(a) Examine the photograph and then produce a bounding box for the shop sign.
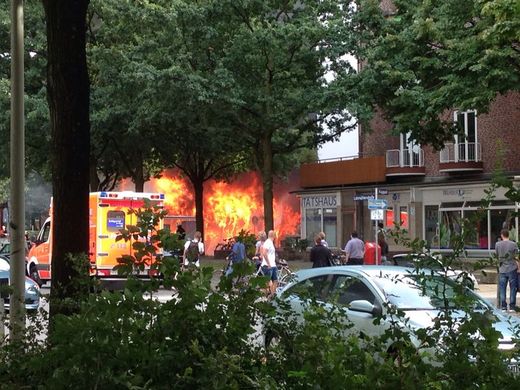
[442,189,473,197]
[302,194,339,209]
[353,193,375,201]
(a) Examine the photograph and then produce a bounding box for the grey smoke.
[25,172,52,232]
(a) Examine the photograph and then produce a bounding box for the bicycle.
[253,258,295,286]
[276,258,295,287]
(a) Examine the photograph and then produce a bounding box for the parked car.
[0,255,40,311]
[272,266,518,372]
[0,242,43,287]
[392,253,479,290]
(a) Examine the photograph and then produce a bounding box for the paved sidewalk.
[476,283,499,306]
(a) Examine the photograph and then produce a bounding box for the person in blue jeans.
[225,238,246,277]
[496,229,519,312]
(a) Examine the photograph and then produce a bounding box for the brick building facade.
[297,91,520,258]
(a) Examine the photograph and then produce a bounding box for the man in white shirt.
[261,230,278,296]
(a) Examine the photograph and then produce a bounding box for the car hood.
[403,309,520,344]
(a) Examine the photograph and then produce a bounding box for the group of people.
[217,229,279,296]
[178,223,279,287]
[310,223,390,268]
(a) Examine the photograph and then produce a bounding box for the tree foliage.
[2,203,520,388]
[349,0,520,149]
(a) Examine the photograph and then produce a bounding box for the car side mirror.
[349,300,382,317]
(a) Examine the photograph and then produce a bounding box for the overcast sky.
[317,127,359,161]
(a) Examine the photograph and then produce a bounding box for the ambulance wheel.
[30,265,43,287]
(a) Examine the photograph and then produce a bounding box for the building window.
[385,207,394,228]
[440,210,462,248]
[304,208,338,247]
[454,110,479,162]
[399,206,409,228]
[429,201,517,250]
[305,209,321,244]
[424,205,439,248]
[323,209,337,247]
[400,133,422,167]
[463,209,489,249]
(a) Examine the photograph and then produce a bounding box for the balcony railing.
[386,148,424,168]
[439,142,482,163]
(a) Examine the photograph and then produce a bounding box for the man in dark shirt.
[496,229,519,311]
[310,234,332,268]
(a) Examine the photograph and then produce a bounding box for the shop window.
[425,206,439,248]
[463,210,488,249]
[323,209,337,247]
[399,206,409,228]
[490,209,516,248]
[440,211,462,249]
[385,208,394,228]
[305,208,337,247]
[305,209,321,244]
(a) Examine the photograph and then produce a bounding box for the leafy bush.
[2,198,520,389]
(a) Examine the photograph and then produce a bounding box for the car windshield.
[372,272,488,310]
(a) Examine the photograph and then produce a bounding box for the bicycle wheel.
[278,268,295,287]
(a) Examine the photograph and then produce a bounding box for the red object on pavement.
[364,242,381,265]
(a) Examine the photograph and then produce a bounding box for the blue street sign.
[368,198,388,210]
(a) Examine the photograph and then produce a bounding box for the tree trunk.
[89,157,100,191]
[261,134,274,232]
[44,0,91,320]
[133,156,145,192]
[192,178,204,240]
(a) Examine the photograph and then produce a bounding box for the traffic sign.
[368,198,388,210]
[370,209,384,220]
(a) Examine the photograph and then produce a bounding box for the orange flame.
[134,170,301,254]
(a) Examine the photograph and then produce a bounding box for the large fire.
[140,170,301,254]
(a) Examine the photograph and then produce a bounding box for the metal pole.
[375,187,379,265]
[9,0,26,339]
[0,298,4,340]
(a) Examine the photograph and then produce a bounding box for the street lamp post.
[10,0,26,339]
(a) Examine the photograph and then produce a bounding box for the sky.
[318,53,359,161]
[317,127,359,161]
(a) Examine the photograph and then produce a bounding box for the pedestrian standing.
[377,223,390,264]
[343,231,364,265]
[496,229,518,312]
[176,223,186,240]
[261,230,278,297]
[225,236,246,277]
[183,231,204,270]
[310,234,332,268]
[253,231,267,271]
[319,231,328,247]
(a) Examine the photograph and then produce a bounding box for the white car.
[391,253,479,290]
[272,266,518,373]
